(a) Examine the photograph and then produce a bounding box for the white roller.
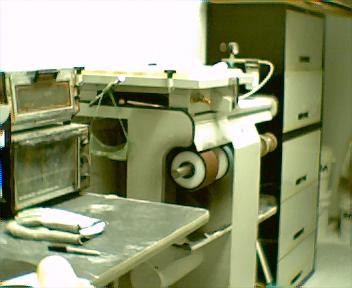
[213,146,230,180]
[131,251,203,288]
[171,151,206,190]
[171,147,231,190]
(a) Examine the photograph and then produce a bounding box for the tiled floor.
[304,224,352,288]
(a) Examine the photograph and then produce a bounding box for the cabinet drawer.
[281,130,321,201]
[285,10,324,71]
[283,70,323,133]
[279,184,318,258]
[277,232,315,287]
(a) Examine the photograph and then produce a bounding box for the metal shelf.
[258,194,277,224]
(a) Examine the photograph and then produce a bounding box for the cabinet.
[207,3,324,286]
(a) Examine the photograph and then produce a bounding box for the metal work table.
[0,193,209,287]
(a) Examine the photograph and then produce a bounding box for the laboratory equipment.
[77,61,277,287]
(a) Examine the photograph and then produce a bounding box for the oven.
[1,68,80,131]
[0,123,90,217]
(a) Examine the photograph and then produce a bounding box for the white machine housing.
[78,65,277,288]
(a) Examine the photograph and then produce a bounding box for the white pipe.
[131,251,203,288]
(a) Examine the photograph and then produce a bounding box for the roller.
[260,133,277,157]
[131,251,203,288]
[171,146,231,190]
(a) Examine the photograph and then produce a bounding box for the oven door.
[6,69,79,131]
[11,123,89,212]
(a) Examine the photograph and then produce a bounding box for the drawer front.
[283,70,323,133]
[279,184,318,258]
[285,10,324,71]
[277,232,315,287]
[281,130,321,201]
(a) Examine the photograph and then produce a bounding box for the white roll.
[171,146,233,190]
[213,146,231,180]
[171,150,218,190]
[130,251,203,288]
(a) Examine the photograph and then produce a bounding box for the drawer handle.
[290,270,303,285]
[293,228,305,240]
[299,56,311,63]
[320,165,328,172]
[295,175,307,186]
[298,112,309,120]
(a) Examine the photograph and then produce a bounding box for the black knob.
[164,70,176,79]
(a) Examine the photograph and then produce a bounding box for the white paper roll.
[171,145,233,190]
[213,146,231,180]
[171,150,218,190]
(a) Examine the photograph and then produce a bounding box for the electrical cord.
[232,59,274,101]
[90,77,129,148]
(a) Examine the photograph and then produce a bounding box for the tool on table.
[48,243,101,256]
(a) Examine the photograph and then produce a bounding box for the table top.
[0,193,209,287]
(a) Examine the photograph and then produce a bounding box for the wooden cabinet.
[207,3,324,286]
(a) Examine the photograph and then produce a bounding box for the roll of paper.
[171,150,218,190]
[260,132,277,157]
[213,146,231,180]
[171,147,231,190]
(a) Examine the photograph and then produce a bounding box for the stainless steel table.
[0,193,209,287]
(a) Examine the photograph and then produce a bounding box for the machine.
[0,69,90,217]
[77,58,278,287]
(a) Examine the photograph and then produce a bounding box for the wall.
[0,0,207,192]
[322,14,352,217]
[0,0,206,71]
[3,0,350,215]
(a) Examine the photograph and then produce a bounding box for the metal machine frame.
[77,65,277,288]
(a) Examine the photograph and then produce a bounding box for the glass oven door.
[12,123,88,211]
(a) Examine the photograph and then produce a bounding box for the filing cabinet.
[277,232,316,287]
[278,183,318,258]
[283,71,323,132]
[284,10,324,71]
[281,130,321,202]
[207,3,324,286]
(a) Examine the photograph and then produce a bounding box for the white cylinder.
[171,147,231,190]
[213,146,231,180]
[171,150,217,190]
[171,151,209,189]
[130,251,203,288]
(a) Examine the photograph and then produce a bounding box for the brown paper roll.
[199,150,219,189]
[260,132,278,157]
[171,149,219,190]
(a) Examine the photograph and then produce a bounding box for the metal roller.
[260,133,278,157]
